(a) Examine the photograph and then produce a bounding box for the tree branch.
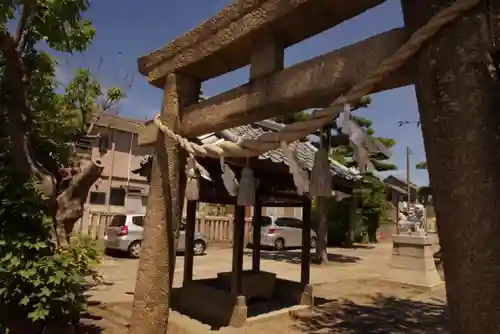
[85,105,107,136]
[85,94,122,136]
[15,1,33,49]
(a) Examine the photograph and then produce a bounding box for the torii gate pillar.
[402,0,500,332]
[129,73,201,333]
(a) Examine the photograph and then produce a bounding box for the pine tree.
[273,97,396,261]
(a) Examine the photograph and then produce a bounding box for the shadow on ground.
[77,323,104,333]
[77,311,104,333]
[77,300,132,333]
[292,294,449,333]
[348,244,376,250]
[105,248,206,259]
[244,250,360,265]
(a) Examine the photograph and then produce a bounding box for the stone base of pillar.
[384,232,443,288]
[229,295,247,328]
[300,284,314,309]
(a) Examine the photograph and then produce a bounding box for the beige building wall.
[78,116,152,221]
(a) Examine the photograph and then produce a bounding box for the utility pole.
[406,146,412,204]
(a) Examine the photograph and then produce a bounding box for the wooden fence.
[73,212,251,244]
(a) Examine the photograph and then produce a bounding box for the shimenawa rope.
[154,0,479,159]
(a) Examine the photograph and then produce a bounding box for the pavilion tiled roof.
[134,119,361,182]
[203,119,360,181]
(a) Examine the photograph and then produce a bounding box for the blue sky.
[55,0,429,185]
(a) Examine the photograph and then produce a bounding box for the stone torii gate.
[129,0,500,334]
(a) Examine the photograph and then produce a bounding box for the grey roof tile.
[197,120,359,181]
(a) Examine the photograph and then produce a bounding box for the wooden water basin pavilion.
[134,120,360,328]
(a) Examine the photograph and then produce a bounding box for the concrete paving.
[88,243,395,304]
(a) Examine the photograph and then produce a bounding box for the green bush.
[325,199,352,246]
[312,197,365,246]
[313,178,388,246]
[0,161,102,331]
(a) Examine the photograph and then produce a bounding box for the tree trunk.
[366,213,379,243]
[129,73,199,334]
[55,158,104,248]
[315,197,329,264]
[401,1,500,332]
[344,196,357,247]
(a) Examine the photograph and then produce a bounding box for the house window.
[109,187,126,206]
[89,191,106,205]
[127,188,142,195]
[98,136,109,153]
[75,137,93,155]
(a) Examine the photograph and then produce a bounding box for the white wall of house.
[126,194,145,213]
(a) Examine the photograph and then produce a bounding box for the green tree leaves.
[16,0,95,52]
[330,114,398,172]
[273,110,310,124]
[309,98,396,245]
[416,161,428,170]
[1,0,109,330]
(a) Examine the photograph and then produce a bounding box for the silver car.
[249,216,317,251]
[104,214,207,258]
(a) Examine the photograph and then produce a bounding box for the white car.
[104,214,207,258]
[249,216,318,251]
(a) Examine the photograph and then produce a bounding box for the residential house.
[75,115,152,216]
[381,175,418,223]
[383,175,419,205]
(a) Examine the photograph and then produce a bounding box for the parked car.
[104,214,207,258]
[248,216,317,251]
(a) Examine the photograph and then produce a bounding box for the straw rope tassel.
[341,103,351,135]
[220,157,238,196]
[356,147,375,174]
[237,159,256,206]
[185,156,200,201]
[280,141,310,195]
[339,103,373,174]
[310,135,332,198]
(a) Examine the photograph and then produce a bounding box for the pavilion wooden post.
[252,200,262,272]
[301,198,312,287]
[401,1,500,332]
[183,200,197,283]
[129,73,200,334]
[231,205,246,295]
